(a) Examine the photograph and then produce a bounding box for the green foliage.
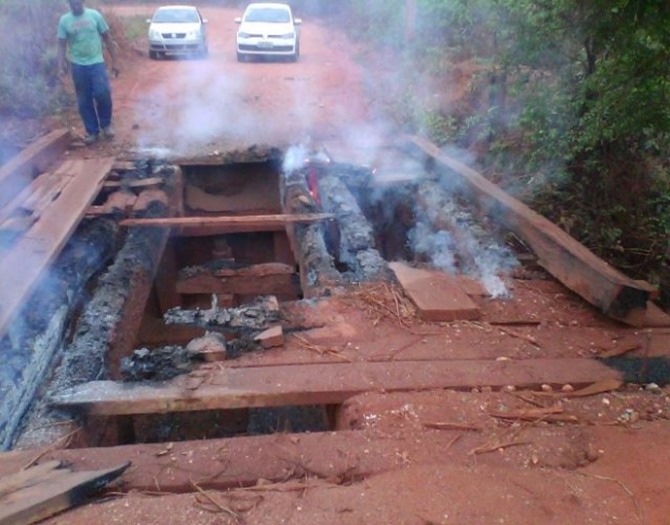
[342,0,670,282]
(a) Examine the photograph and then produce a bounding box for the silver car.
[235,3,302,62]
[148,5,208,59]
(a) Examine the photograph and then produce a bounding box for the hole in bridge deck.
[137,159,301,345]
[104,158,333,446]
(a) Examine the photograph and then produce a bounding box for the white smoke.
[408,222,457,273]
[283,143,309,173]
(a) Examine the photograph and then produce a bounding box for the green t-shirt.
[57,8,109,66]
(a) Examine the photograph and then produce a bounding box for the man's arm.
[101,31,119,75]
[57,38,68,76]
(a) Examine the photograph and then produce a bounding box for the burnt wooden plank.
[51,358,624,416]
[0,461,129,525]
[0,129,72,210]
[390,262,481,321]
[177,263,299,296]
[102,176,163,189]
[86,190,137,217]
[407,135,653,327]
[131,188,168,214]
[0,157,114,340]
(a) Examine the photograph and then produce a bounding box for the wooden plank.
[0,461,62,497]
[644,302,670,328]
[103,176,163,189]
[389,262,481,321]
[177,263,300,296]
[0,129,72,210]
[0,158,114,340]
[132,188,168,214]
[120,213,334,230]
[86,190,137,217]
[407,135,653,327]
[0,172,58,225]
[0,430,477,494]
[51,357,625,416]
[0,461,129,525]
[2,423,668,498]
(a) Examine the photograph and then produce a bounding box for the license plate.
[258,41,273,49]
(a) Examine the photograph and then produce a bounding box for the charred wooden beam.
[177,263,300,297]
[15,167,178,448]
[318,173,390,282]
[414,178,517,296]
[407,135,653,327]
[282,170,342,297]
[103,176,163,190]
[86,190,137,218]
[0,219,118,449]
[164,295,280,334]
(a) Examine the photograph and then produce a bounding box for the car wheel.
[149,50,158,60]
[291,45,300,62]
[237,52,245,62]
[201,45,209,59]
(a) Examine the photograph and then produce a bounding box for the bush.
[0,0,68,118]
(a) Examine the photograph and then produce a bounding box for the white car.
[148,5,208,59]
[235,3,301,62]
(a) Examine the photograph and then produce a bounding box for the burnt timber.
[0,130,668,525]
[406,135,654,327]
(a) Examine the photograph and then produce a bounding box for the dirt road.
[95,4,374,157]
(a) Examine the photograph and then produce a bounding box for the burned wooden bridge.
[0,130,667,523]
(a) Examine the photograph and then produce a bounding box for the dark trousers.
[71,62,112,136]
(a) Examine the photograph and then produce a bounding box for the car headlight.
[238,31,251,38]
[280,32,295,39]
[149,29,161,39]
[187,30,199,38]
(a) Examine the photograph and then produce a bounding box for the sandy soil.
[27,4,670,525]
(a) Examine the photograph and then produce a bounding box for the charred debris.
[1,142,520,449]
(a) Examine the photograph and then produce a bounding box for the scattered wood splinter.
[422,421,482,432]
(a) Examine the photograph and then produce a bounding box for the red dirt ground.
[11,4,670,525]
[61,3,372,159]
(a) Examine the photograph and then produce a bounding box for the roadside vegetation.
[0,0,668,298]
[0,0,65,117]
[334,0,670,296]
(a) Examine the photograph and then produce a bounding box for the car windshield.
[244,7,290,23]
[153,8,199,23]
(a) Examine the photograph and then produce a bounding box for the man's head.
[68,0,84,16]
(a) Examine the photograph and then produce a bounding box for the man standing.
[57,0,119,145]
